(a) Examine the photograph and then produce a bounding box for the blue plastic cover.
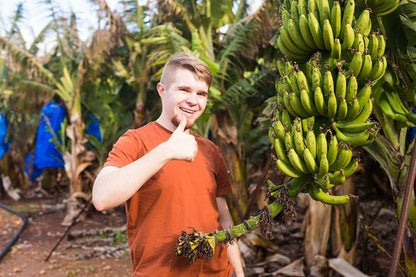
[0,113,10,159]
[33,101,67,169]
[85,113,102,144]
[24,152,43,182]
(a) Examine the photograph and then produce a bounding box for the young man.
[92,53,244,276]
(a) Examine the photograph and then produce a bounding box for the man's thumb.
[174,116,187,133]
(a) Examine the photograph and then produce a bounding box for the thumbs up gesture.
[165,117,197,162]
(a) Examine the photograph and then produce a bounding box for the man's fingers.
[174,116,187,133]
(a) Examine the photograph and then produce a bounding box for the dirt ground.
[0,170,398,277]
[0,197,132,277]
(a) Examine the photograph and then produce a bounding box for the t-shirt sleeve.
[212,145,232,196]
[104,129,142,168]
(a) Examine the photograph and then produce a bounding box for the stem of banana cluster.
[212,201,284,242]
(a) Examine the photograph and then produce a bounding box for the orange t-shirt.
[105,122,234,277]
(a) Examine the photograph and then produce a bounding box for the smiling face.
[157,67,209,131]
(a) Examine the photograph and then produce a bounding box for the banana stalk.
[175,201,284,263]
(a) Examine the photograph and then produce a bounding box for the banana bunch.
[269,116,358,204]
[276,60,380,135]
[366,0,400,16]
[277,0,375,63]
[373,84,416,127]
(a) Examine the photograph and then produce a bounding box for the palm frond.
[221,67,276,122]
[0,36,56,83]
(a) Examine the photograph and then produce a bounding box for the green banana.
[327,134,339,166]
[289,92,310,118]
[346,99,373,124]
[377,34,386,57]
[345,75,358,102]
[309,184,350,205]
[287,18,312,53]
[323,19,335,51]
[273,120,286,140]
[291,1,300,22]
[308,12,325,49]
[296,70,310,92]
[330,1,342,38]
[274,138,289,163]
[345,97,361,121]
[297,0,308,15]
[283,91,298,117]
[316,133,328,163]
[333,124,371,147]
[357,83,373,110]
[288,148,310,174]
[281,109,293,129]
[335,71,347,99]
[323,70,335,96]
[355,9,372,36]
[311,67,322,91]
[318,153,330,177]
[300,89,319,116]
[284,130,295,151]
[357,54,373,81]
[316,174,334,189]
[327,92,338,119]
[292,118,305,156]
[277,35,308,62]
[314,86,328,115]
[368,0,400,16]
[341,0,355,36]
[343,158,359,177]
[277,159,302,178]
[335,121,375,133]
[299,14,318,49]
[349,51,363,77]
[369,56,387,82]
[306,130,317,159]
[329,143,353,170]
[336,97,348,121]
[352,33,365,54]
[368,33,379,60]
[328,170,346,184]
[331,38,342,59]
[317,0,330,25]
[304,148,319,173]
[341,23,355,50]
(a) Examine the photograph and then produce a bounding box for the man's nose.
[186,93,198,104]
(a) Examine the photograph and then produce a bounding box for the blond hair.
[160,53,212,88]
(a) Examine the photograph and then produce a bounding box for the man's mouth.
[180,107,197,115]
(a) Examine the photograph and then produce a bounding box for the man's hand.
[165,117,197,161]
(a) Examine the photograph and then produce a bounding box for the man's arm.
[216,197,245,277]
[93,118,196,211]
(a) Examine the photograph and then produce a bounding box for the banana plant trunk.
[61,66,89,226]
[211,111,249,223]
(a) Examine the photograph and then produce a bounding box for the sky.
[0,0,120,50]
[0,0,263,52]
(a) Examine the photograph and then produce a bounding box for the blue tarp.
[0,113,10,159]
[33,101,67,169]
[85,114,102,144]
[24,152,43,182]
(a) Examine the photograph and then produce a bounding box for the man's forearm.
[92,143,171,210]
[227,240,244,276]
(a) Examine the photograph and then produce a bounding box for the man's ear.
[156,82,165,97]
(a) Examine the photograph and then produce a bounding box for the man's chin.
[172,117,193,129]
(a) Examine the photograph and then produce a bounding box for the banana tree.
[363,1,416,274]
